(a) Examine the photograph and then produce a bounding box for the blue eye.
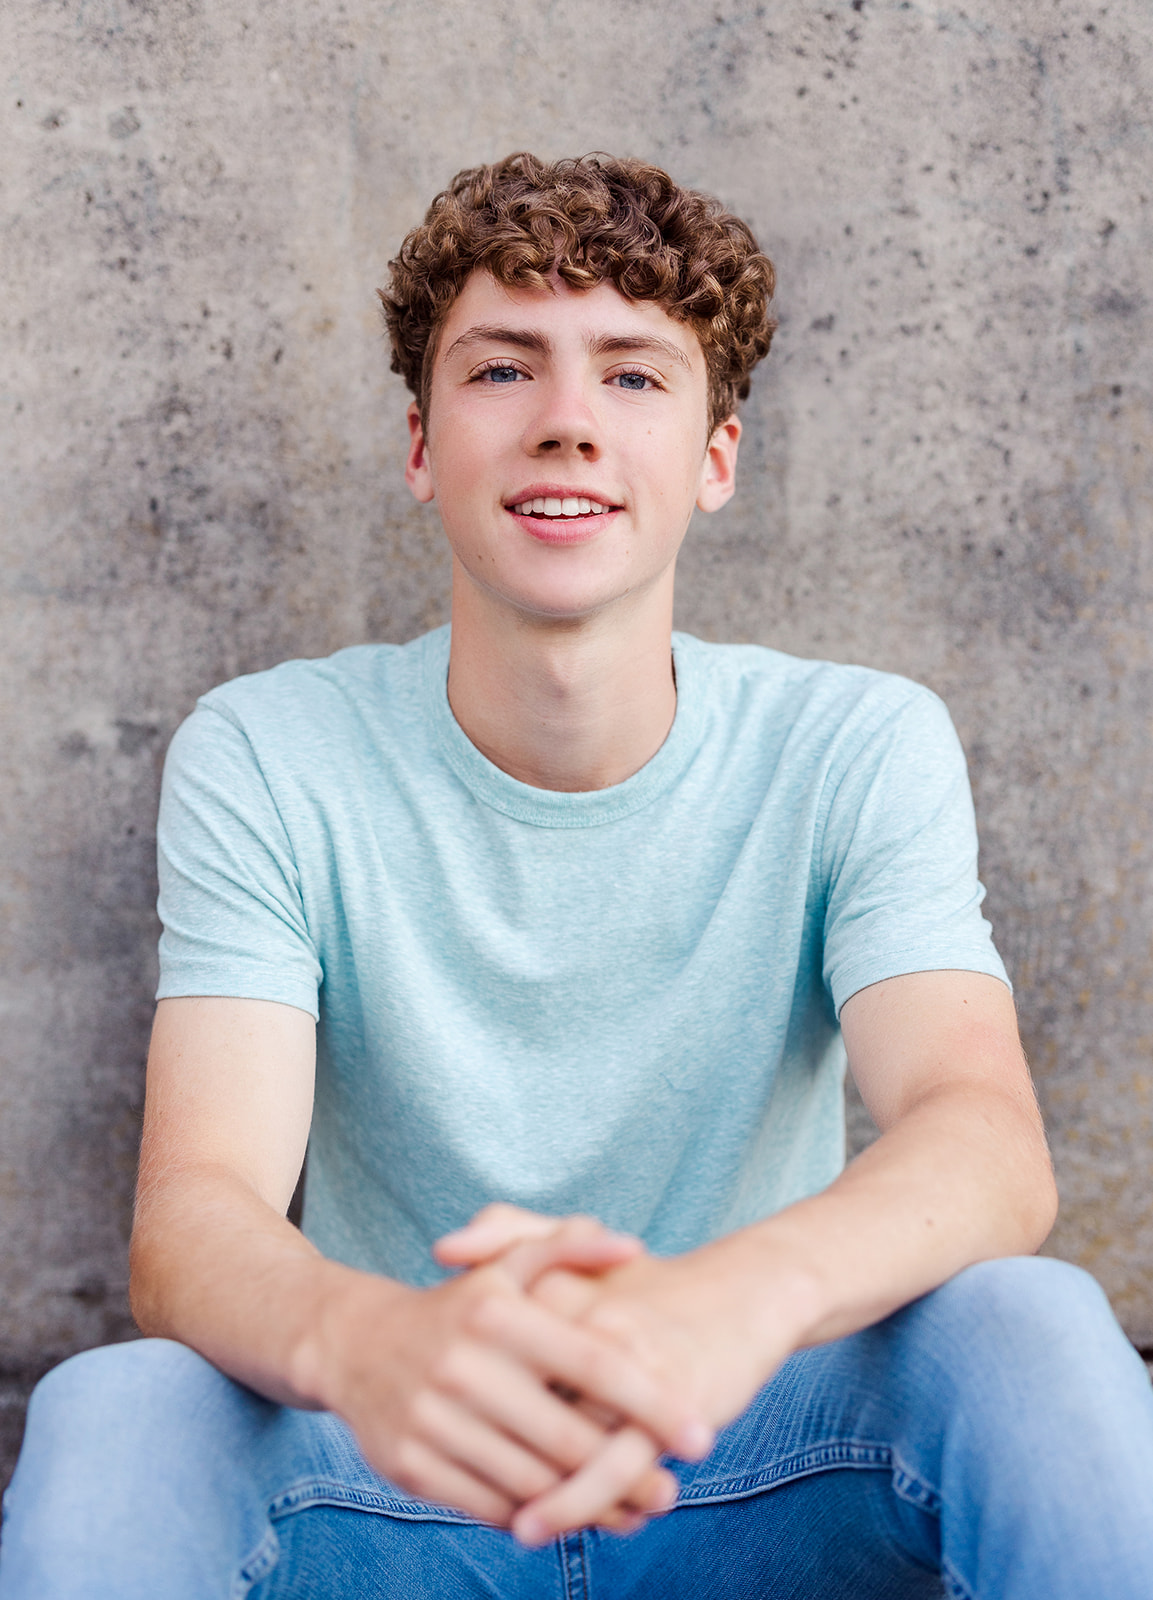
[615,371,651,390]
[483,365,523,383]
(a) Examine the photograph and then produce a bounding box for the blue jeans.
[3,1258,1153,1598]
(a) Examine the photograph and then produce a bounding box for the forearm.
[704,1078,1057,1358]
[129,1164,404,1410]
[131,1175,703,1534]
[513,1079,1056,1540]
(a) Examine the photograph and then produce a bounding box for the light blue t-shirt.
[156,627,1007,1286]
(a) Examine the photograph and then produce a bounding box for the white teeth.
[512,497,612,517]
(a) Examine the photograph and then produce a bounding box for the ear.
[696,415,741,513]
[404,402,436,504]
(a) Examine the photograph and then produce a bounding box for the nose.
[524,374,602,460]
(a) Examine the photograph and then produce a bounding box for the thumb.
[494,1219,644,1291]
[433,1202,561,1267]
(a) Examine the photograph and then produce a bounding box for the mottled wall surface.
[1,0,1150,1480]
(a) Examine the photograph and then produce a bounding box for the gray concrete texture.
[1,0,1150,1478]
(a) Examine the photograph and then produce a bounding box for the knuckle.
[407,1385,441,1428]
[552,1413,599,1466]
[428,1341,472,1393]
[543,1395,601,1459]
[576,1341,620,1393]
[618,1428,660,1475]
[464,1291,509,1336]
[392,1435,430,1485]
[516,1456,561,1499]
[586,1301,632,1336]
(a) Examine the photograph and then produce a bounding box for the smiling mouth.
[510,496,613,519]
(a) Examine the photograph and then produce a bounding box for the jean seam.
[889,1455,943,1518]
[941,1557,975,1600]
[561,1532,589,1600]
[674,1439,894,1506]
[232,1526,279,1599]
[266,1476,482,1525]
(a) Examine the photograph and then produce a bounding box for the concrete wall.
[2,0,1150,1481]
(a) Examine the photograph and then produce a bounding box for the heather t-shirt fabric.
[156,627,1008,1286]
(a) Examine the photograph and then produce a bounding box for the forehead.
[434,269,706,369]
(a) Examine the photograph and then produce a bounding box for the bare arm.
[131,997,323,1403]
[768,967,1056,1343]
[131,997,710,1528]
[467,969,1057,1542]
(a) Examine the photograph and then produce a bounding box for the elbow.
[127,1236,153,1335]
[1019,1151,1060,1255]
[127,1218,169,1338]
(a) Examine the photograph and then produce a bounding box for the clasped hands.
[325,1204,779,1547]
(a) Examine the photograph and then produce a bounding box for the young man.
[3,152,1153,1598]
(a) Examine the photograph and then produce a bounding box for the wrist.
[288,1259,415,1413]
[702,1227,829,1363]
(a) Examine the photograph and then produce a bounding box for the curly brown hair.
[379,152,777,435]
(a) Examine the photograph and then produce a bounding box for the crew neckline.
[421,626,704,828]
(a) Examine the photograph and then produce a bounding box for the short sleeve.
[156,703,323,1018]
[819,687,1009,1014]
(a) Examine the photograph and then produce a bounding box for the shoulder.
[161,631,448,818]
[172,629,444,763]
[675,632,950,765]
[200,631,437,726]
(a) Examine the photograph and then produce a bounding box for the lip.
[504,483,622,510]
[510,510,614,546]
[503,484,623,545]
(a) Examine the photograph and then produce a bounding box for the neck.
[445,562,678,792]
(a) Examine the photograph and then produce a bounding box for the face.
[405,270,741,624]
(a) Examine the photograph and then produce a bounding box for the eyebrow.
[441,324,694,373]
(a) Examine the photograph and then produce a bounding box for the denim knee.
[931,1256,1120,1356]
[1,1342,281,1600]
[23,1338,229,1456]
[901,1255,1149,1423]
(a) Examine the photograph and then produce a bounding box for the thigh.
[0,1340,302,1599]
[259,1472,942,1600]
[652,1257,1153,1600]
[589,1469,944,1600]
[2,1341,566,1600]
[259,1506,566,1600]
[1,1340,482,1600]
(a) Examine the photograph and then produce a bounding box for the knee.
[4,1342,274,1592]
[937,1255,1113,1343]
[24,1338,232,1457]
[912,1256,1137,1393]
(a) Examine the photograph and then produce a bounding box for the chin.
[468,569,633,623]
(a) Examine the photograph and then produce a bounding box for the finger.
[434,1204,560,1266]
[596,1506,649,1536]
[387,1434,517,1527]
[496,1224,642,1291]
[532,1265,605,1319]
[409,1386,562,1504]
[429,1340,676,1527]
[467,1295,714,1461]
[438,1211,641,1277]
[434,1338,615,1474]
[512,1426,678,1546]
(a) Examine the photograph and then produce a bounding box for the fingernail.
[513,1513,550,1548]
[676,1421,715,1460]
